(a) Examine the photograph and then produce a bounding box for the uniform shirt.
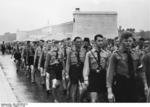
[83,47,110,81]
[38,46,48,68]
[106,48,145,88]
[21,45,26,58]
[66,45,86,65]
[142,52,150,87]
[44,47,63,73]
[66,45,86,74]
[22,45,34,62]
[62,46,71,61]
[80,46,88,63]
[34,46,42,64]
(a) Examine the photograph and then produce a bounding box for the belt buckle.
[96,67,101,73]
[96,69,100,73]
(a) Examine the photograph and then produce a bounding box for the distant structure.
[0,32,16,42]
[16,26,51,41]
[17,8,118,41]
[72,8,118,39]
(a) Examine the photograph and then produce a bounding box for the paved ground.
[0,66,18,103]
[0,54,67,103]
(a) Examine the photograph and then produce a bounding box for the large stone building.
[16,8,118,41]
[73,9,118,39]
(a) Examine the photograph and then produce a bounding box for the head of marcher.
[138,37,145,49]
[114,37,119,47]
[64,37,71,47]
[73,36,82,50]
[27,41,31,47]
[47,43,51,51]
[51,40,58,52]
[143,40,150,53]
[119,32,134,52]
[94,34,104,51]
[39,40,44,48]
[83,37,90,46]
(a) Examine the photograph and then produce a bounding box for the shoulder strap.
[76,49,81,63]
[90,50,101,67]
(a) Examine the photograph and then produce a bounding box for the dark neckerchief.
[125,50,134,78]
[64,46,67,62]
[76,48,81,64]
[91,48,102,68]
[96,49,101,67]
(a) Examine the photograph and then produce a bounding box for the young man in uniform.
[82,38,92,52]
[107,32,148,102]
[142,40,150,102]
[38,42,49,88]
[14,44,22,72]
[33,40,44,83]
[44,41,63,102]
[44,42,52,96]
[1,41,6,55]
[61,39,71,96]
[83,34,109,102]
[66,37,86,102]
[79,37,92,102]
[22,41,35,82]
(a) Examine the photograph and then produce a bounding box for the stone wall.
[73,11,118,39]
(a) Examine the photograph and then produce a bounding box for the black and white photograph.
[0,0,150,104]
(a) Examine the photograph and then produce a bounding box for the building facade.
[73,10,118,39]
[16,9,118,41]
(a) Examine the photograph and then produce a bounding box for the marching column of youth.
[107,32,148,102]
[83,34,110,102]
[3,35,150,103]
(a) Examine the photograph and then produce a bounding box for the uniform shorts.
[34,56,39,68]
[88,69,107,93]
[69,64,83,84]
[28,56,34,66]
[47,63,63,80]
[40,58,45,68]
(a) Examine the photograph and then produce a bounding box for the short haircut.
[119,32,133,43]
[84,37,90,43]
[40,40,44,42]
[73,36,81,42]
[114,37,119,41]
[94,34,103,41]
[27,41,30,44]
[139,38,145,41]
[67,37,71,41]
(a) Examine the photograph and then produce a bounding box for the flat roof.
[73,11,117,15]
[52,21,73,27]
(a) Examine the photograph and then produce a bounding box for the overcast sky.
[0,0,149,34]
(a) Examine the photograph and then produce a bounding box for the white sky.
[0,0,149,34]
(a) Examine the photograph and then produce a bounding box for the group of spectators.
[1,31,150,102]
